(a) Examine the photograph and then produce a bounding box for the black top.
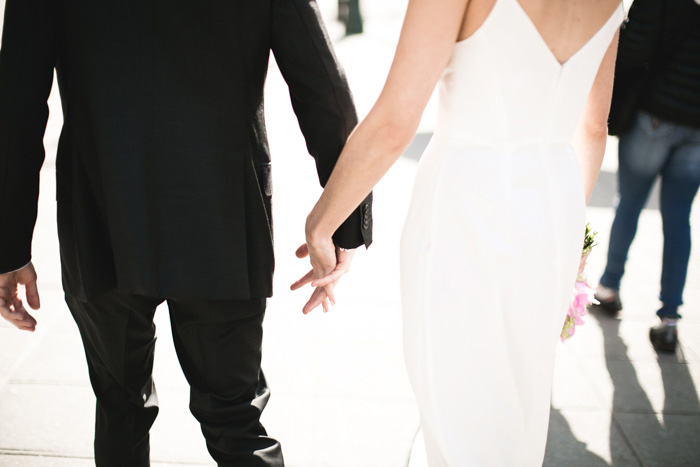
[0,0,372,300]
[616,0,700,128]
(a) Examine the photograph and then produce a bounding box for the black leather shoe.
[592,293,622,317]
[649,322,678,353]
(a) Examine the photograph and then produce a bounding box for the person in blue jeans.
[595,0,700,352]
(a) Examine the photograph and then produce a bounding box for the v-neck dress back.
[399,1,624,465]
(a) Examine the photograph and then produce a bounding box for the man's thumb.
[18,264,40,310]
[295,243,309,258]
[25,280,41,310]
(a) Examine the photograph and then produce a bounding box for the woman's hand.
[288,0,474,314]
[291,240,355,314]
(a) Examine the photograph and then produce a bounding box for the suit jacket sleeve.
[271,0,372,250]
[0,0,58,273]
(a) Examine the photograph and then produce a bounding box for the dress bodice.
[434,0,624,148]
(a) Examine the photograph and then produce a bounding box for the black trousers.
[65,289,284,467]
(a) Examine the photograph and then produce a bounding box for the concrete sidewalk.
[1,1,698,466]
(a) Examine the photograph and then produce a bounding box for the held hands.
[0,262,41,332]
[291,240,354,314]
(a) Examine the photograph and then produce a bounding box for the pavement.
[1,1,699,466]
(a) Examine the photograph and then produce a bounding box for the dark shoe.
[649,320,678,353]
[591,286,622,316]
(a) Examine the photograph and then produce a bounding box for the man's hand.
[0,262,41,331]
[291,243,355,314]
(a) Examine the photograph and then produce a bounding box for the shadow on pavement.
[544,409,609,466]
[595,312,655,466]
[591,308,700,465]
[401,133,433,162]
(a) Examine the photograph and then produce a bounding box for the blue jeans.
[600,111,700,320]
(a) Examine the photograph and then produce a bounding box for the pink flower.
[561,223,599,342]
[561,279,596,342]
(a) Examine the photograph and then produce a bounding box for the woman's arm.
[294,0,471,313]
[271,0,372,250]
[306,0,470,242]
[574,30,620,203]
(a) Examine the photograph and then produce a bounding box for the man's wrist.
[1,261,31,275]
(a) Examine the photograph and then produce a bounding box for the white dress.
[400,1,623,465]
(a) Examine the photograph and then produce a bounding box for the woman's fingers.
[312,247,354,287]
[311,269,346,287]
[291,269,315,290]
[295,241,354,313]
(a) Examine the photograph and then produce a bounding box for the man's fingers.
[24,280,40,310]
[324,284,336,306]
[336,247,355,264]
[14,312,37,331]
[1,297,24,319]
[0,299,14,321]
[0,284,13,301]
[0,263,39,331]
[302,285,338,314]
[8,298,36,329]
[303,287,327,314]
[295,243,309,258]
[0,299,37,331]
[291,269,315,291]
[10,296,26,314]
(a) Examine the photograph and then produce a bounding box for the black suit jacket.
[0,0,372,300]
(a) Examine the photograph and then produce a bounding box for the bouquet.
[561,224,598,342]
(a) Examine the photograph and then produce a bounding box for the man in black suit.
[0,0,372,465]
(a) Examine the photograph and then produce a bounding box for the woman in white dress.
[293,0,623,464]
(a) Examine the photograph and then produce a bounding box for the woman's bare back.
[459,0,622,64]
